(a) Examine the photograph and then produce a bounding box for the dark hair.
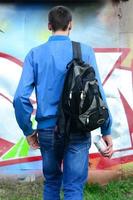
[48,6,72,32]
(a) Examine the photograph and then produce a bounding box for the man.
[13,5,113,200]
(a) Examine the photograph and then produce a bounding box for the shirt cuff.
[23,128,35,137]
[101,126,111,136]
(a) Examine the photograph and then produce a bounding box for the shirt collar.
[48,35,70,41]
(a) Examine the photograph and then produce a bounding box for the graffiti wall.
[0,1,133,182]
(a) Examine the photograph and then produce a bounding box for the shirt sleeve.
[88,47,112,136]
[13,50,35,136]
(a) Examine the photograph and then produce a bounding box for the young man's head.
[48,6,72,34]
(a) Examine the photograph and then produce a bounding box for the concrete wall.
[0,1,133,183]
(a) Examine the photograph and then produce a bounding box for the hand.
[26,131,40,150]
[102,135,113,158]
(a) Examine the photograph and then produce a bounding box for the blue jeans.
[38,127,91,200]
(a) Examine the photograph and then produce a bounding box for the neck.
[52,29,70,36]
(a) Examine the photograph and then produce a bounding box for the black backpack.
[58,41,109,136]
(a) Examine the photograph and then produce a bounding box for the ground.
[0,177,133,200]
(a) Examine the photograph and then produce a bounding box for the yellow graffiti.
[121,37,133,68]
[37,29,51,42]
[122,49,133,68]
[0,19,9,33]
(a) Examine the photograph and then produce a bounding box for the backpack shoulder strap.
[72,41,82,60]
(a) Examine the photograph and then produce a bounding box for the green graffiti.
[31,116,37,130]
[3,137,29,160]
[2,117,37,160]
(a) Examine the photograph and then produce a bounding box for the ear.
[68,21,72,30]
[48,23,52,31]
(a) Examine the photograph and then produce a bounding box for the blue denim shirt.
[13,35,112,136]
